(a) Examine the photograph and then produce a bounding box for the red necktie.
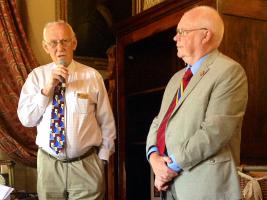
[157,68,193,155]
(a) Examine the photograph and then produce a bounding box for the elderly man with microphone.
[17,20,116,200]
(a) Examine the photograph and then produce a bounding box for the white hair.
[43,20,76,41]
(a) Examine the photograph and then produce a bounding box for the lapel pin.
[200,70,207,77]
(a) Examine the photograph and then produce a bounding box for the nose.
[55,42,65,51]
[173,33,180,42]
[173,34,177,41]
[56,41,64,47]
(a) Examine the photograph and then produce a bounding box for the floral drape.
[0,0,38,167]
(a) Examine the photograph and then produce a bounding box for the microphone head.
[56,59,67,82]
[56,59,67,67]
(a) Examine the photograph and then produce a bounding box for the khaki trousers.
[37,149,105,200]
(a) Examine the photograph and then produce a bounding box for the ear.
[72,37,78,51]
[42,41,50,54]
[202,30,212,44]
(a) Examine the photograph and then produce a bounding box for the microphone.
[56,59,67,83]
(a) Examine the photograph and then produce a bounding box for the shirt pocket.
[75,92,96,114]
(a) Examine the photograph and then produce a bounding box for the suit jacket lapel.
[171,49,219,116]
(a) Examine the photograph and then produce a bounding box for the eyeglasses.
[44,39,73,48]
[176,28,208,36]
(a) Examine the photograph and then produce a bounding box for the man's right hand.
[50,63,69,84]
[41,64,69,97]
[149,152,178,191]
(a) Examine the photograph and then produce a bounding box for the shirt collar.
[186,54,209,75]
[67,60,76,73]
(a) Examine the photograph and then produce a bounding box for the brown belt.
[40,147,97,163]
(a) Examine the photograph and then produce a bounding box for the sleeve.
[146,116,160,154]
[17,70,50,127]
[146,72,182,154]
[95,74,116,161]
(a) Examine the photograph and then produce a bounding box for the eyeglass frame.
[176,28,208,36]
[43,38,74,48]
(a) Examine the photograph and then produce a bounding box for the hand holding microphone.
[41,59,69,97]
[55,59,69,83]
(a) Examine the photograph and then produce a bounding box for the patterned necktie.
[157,68,193,155]
[50,82,66,154]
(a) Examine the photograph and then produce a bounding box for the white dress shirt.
[17,60,116,161]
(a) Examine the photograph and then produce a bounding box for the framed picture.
[55,0,67,21]
[55,0,115,72]
[132,0,166,15]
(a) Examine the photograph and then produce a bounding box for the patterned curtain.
[0,0,39,167]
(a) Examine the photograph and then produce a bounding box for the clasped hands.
[150,153,179,191]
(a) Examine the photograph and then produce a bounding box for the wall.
[17,0,56,65]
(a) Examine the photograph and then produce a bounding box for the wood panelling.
[218,0,267,164]
[218,0,267,21]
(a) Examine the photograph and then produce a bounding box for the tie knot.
[183,68,193,81]
[57,82,66,88]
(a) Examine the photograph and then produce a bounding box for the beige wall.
[17,0,57,65]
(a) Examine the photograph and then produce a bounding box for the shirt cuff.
[147,146,159,161]
[167,154,182,172]
[98,148,110,161]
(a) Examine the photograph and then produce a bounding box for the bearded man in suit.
[146,6,248,200]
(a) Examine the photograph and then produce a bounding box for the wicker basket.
[237,165,267,200]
